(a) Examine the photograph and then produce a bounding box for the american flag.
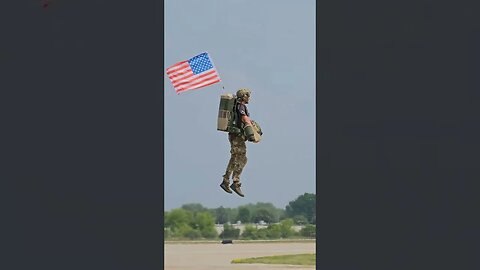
[166,52,221,94]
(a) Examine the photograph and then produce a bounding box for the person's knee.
[236,147,247,155]
[231,153,241,161]
[232,148,246,155]
[234,155,246,167]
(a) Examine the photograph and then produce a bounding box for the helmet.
[236,88,251,102]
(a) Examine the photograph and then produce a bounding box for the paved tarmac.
[164,241,316,270]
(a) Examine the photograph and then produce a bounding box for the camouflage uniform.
[223,133,248,183]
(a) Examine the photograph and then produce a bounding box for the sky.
[164,0,315,211]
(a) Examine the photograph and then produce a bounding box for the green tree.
[300,224,316,238]
[241,224,258,240]
[200,226,218,239]
[265,224,282,239]
[252,208,275,223]
[165,208,218,239]
[256,228,268,239]
[193,212,218,239]
[227,208,239,223]
[285,193,316,223]
[279,218,296,238]
[219,223,240,239]
[172,223,195,238]
[253,202,282,223]
[214,206,229,224]
[164,227,172,239]
[243,202,283,223]
[185,229,202,240]
[181,203,208,213]
[292,215,309,225]
[236,207,251,223]
[165,208,194,230]
[193,212,214,229]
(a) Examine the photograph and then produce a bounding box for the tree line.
[164,193,315,240]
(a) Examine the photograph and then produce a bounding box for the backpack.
[217,93,242,134]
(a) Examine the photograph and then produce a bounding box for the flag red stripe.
[176,79,221,93]
[174,72,219,90]
[168,69,192,80]
[169,72,195,85]
[189,79,220,90]
[166,61,188,74]
[166,69,188,77]
[167,66,189,76]
[167,69,190,79]
[175,74,220,92]
[170,69,216,86]
[167,64,191,78]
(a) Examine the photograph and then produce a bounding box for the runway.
[164,241,316,270]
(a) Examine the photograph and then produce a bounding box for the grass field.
[231,253,315,266]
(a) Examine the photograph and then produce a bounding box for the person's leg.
[223,153,235,181]
[232,153,247,182]
[224,134,245,178]
[230,136,247,197]
[220,134,236,193]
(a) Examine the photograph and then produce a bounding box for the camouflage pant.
[223,133,247,182]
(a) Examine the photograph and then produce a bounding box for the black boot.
[220,177,232,194]
[230,181,244,197]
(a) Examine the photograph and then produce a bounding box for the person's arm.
[241,115,253,126]
[238,104,255,140]
[241,115,256,141]
[238,104,252,126]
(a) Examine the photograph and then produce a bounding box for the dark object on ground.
[221,240,233,244]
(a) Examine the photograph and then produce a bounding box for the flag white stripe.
[175,73,220,91]
[170,70,216,86]
[166,62,189,73]
[176,79,220,93]
[169,71,195,85]
[175,71,219,89]
[167,68,190,77]
[167,68,191,79]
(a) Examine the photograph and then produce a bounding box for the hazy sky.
[164,0,315,211]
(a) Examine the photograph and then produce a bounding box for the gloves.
[244,124,255,141]
[251,120,263,136]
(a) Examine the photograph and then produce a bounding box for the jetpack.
[217,93,262,143]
